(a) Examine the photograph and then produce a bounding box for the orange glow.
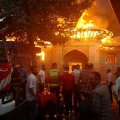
[34,39,52,48]
[101,37,112,44]
[41,51,45,61]
[6,36,16,41]
[100,37,120,52]
[36,51,45,61]
[100,46,120,52]
[54,10,113,40]
[76,12,96,29]
[73,11,113,39]
[57,18,65,27]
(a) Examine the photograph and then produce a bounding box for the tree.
[0,0,94,65]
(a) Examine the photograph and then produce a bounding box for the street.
[0,98,119,120]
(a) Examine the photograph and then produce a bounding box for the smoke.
[85,0,120,36]
[92,16,109,29]
[86,0,110,28]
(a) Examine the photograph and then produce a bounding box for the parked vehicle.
[0,38,15,115]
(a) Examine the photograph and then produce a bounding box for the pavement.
[37,99,120,120]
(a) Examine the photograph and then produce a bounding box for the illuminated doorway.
[63,49,88,72]
[69,62,82,73]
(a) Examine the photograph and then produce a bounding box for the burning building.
[37,0,120,80]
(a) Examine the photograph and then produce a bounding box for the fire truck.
[0,38,15,115]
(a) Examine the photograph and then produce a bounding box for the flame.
[6,36,16,41]
[55,10,113,40]
[36,51,45,61]
[75,11,96,30]
[57,17,65,27]
[75,10,109,30]
[101,37,112,45]
[71,10,113,39]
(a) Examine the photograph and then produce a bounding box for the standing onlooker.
[48,63,60,102]
[91,71,112,120]
[72,64,81,112]
[61,66,75,117]
[80,63,94,94]
[113,67,120,115]
[78,63,95,120]
[106,69,113,102]
[26,66,38,120]
[18,64,27,82]
[38,65,46,92]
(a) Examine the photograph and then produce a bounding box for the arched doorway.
[63,49,88,72]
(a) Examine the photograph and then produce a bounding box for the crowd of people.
[11,62,120,120]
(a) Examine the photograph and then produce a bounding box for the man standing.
[61,66,75,117]
[72,64,81,112]
[38,65,46,92]
[49,63,60,102]
[26,66,38,120]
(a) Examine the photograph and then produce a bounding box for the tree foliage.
[0,0,94,44]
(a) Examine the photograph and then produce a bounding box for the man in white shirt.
[26,66,38,120]
[38,65,46,92]
[72,64,81,84]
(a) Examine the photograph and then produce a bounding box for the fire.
[36,51,45,61]
[101,37,112,44]
[57,17,65,27]
[71,11,113,39]
[5,36,16,41]
[54,10,113,40]
[75,11,96,30]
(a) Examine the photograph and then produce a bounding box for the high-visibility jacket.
[50,69,59,77]
[49,69,59,86]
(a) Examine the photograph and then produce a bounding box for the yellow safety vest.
[50,69,59,77]
[49,69,59,86]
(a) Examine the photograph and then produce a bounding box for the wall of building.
[38,39,120,81]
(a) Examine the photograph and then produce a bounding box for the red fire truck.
[0,38,15,115]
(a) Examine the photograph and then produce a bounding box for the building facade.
[38,38,120,81]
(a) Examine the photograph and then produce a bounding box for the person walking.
[38,65,46,92]
[106,69,113,102]
[26,66,38,120]
[61,66,75,117]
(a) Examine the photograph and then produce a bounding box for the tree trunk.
[27,29,37,66]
